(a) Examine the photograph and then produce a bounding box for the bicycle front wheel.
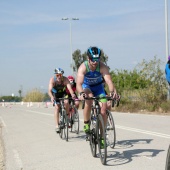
[97,114,107,165]
[59,110,64,139]
[89,109,97,157]
[166,144,170,170]
[106,110,116,148]
[63,111,69,142]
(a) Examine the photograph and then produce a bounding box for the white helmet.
[54,68,64,74]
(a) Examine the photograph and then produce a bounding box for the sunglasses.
[90,57,100,63]
[56,74,62,78]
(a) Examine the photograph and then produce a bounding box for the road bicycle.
[68,99,80,134]
[166,144,170,170]
[53,97,70,142]
[82,96,120,165]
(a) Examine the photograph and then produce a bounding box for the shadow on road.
[105,138,164,166]
[115,139,153,149]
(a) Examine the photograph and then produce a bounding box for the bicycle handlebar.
[53,97,80,106]
[81,96,120,109]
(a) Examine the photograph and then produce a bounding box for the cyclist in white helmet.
[48,68,76,133]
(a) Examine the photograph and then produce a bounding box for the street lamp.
[62,17,79,75]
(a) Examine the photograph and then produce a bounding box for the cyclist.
[66,75,79,110]
[165,56,170,85]
[76,46,118,138]
[48,68,76,133]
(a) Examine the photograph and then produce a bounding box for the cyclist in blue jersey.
[48,68,76,133]
[165,56,170,85]
[76,46,118,134]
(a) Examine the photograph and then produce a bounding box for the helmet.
[54,68,64,74]
[67,75,75,84]
[168,56,170,61]
[87,46,101,60]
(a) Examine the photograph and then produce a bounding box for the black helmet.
[87,46,101,59]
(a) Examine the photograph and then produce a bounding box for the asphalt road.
[0,103,170,170]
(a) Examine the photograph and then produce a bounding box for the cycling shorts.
[82,83,107,103]
[52,92,67,104]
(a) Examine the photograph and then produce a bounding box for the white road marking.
[0,116,6,127]
[24,110,170,139]
[116,125,170,139]
[25,110,52,116]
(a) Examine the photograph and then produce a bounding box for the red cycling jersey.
[66,83,76,95]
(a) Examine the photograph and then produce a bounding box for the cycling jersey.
[65,83,78,103]
[82,61,106,100]
[165,62,170,84]
[52,77,67,103]
[66,83,76,95]
[83,61,103,86]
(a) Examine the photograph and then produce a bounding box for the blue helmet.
[87,46,101,59]
[54,68,64,74]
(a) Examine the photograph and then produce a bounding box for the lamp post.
[62,17,79,75]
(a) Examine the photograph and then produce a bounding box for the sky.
[0,0,169,96]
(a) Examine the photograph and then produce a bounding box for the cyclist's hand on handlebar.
[71,93,76,99]
[51,96,55,103]
[78,92,86,100]
[117,94,121,100]
[110,91,118,99]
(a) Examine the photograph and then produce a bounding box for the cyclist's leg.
[82,84,93,133]
[75,100,79,109]
[54,99,60,132]
[92,84,107,126]
[107,100,111,111]
[64,98,69,116]
[100,102,107,125]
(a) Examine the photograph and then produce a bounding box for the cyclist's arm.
[48,78,55,102]
[76,63,85,94]
[100,63,117,94]
[64,77,75,97]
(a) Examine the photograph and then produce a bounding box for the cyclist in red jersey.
[66,76,79,109]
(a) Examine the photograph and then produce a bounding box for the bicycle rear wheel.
[106,110,116,148]
[97,114,107,165]
[71,108,79,134]
[89,109,97,157]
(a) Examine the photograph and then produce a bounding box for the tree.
[136,56,167,102]
[18,90,22,98]
[23,89,45,102]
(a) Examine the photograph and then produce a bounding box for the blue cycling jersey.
[165,63,170,83]
[82,61,106,98]
[83,61,103,86]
